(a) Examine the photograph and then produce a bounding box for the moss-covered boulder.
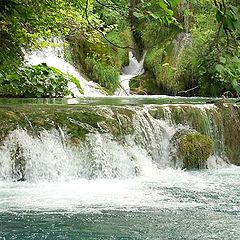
[176,131,214,169]
[129,71,159,95]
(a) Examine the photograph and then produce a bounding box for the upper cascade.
[23,38,106,97]
[115,52,145,96]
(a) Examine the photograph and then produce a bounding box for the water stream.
[116,52,145,96]
[0,99,239,239]
[23,39,145,98]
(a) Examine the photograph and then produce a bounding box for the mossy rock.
[218,104,240,165]
[176,131,214,169]
[143,33,194,96]
[130,71,159,95]
[0,105,135,146]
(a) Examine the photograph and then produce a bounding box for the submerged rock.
[10,143,26,181]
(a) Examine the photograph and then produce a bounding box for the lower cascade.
[0,101,238,182]
[1,99,240,239]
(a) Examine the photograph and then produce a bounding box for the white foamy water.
[23,38,106,97]
[0,104,237,215]
[0,166,239,214]
[116,52,145,96]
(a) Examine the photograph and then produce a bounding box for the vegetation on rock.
[176,131,214,169]
[1,0,240,96]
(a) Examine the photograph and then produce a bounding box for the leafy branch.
[85,0,133,49]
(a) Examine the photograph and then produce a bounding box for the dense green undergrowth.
[0,64,82,97]
[70,28,134,94]
[131,0,240,97]
[1,0,240,97]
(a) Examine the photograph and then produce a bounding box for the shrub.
[0,63,82,97]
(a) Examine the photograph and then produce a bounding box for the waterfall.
[0,102,235,182]
[0,114,175,182]
[23,38,106,97]
[159,104,231,168]
[115,52,145,96]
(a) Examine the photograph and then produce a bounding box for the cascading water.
[24,39,145,97]
[0,108,177,182]
[160,104,231,167]
[0,102,234,182]
[23,38,106,97]
[115,52,145,96]
[0,100,239,239]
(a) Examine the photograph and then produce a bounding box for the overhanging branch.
[85,0,134,50]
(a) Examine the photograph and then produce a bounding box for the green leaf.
[216,10,223,23]
[133,11,144,18]
[219,57,226,64]
[215,64,225,72]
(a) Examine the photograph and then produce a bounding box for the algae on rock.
[176,131,214,169]
[0,105,135,146]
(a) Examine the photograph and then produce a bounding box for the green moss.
[150,105,209,134]
[140,21,180,49]
[84,57,119,94]
[149,104,240,166]
[0,105,135,145]
[130,72,159,95]
[148,107,165,120]
[69,28,134,94]
[143,40,191,95]
[177,132,214,169]
[171,106,209,134]
[218,104,240,165]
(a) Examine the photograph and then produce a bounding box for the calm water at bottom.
[1,167,240,240]
[1,209,239,240]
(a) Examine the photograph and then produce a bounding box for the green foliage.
[0,0,104,71]
[93,0,129,29]
[134,0,240,97]
[133,0,179,25]
[70,26,134,92]
[144,39,191,95]
[2,0,240,97]
[214,1,240,42]
[85,57,119,94]
[0,0,17,15]
[0,63,82,97]
[215,51,240,96]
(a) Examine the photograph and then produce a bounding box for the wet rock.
[10,143,26,181]
[172,130,214,169]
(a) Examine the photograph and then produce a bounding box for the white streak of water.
[23,38,106,97]
[116,52,145,96]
